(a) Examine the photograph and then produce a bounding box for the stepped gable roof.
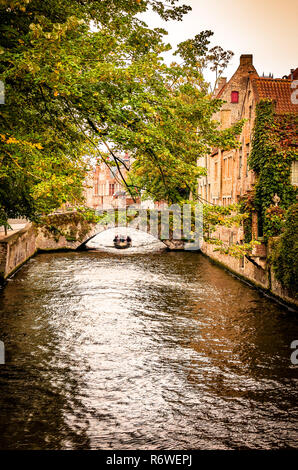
[215,54,258,99]
[252,77,298,114]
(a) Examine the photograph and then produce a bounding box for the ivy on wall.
[202,203,260,258]
[239,192,255,243]
[247,100,298,293]
[248,100,298,239]
[203,203,248,236]
[269,204,298,297]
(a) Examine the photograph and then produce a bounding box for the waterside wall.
[201,240,297,310]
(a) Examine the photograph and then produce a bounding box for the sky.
[139,0,298,83]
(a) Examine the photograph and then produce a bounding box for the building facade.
[84,154,135,210]
[198,54,258,205]
[198,56,298,207]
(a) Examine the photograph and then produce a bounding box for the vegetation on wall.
[269,204,298,297]
[245,100,298,292]
[202,203,260,258]
[239,192,256,242]
[36,208,100,243]
[203,203,247,237]
[248,100,298,239]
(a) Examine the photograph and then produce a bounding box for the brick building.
[198,55,298,206]
[84,154,135,210]
[198,54,258,205]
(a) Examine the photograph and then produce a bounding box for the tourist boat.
[113,239,132,249]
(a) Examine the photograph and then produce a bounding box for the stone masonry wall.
[0,223,38,282]
[201,240,297,309]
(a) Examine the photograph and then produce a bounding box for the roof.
[215,55,258,99]
[286,68,298,80]
[252,78,298,114]
[216,84,227,99]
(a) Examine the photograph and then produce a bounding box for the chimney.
[218,77,227,90]
[240,54,253,66]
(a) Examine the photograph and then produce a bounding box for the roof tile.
[252,78,298,114]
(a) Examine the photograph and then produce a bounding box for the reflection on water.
[0,251,297,449]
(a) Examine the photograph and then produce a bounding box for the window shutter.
[231,91,239,103]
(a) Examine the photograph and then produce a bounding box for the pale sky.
[140,0,298,82]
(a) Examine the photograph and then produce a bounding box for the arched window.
[231,91,239,103]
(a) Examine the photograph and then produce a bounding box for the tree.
[0,0,194,223]
[0,0,241,220]
[173,30,234,91]
[127,32,241,203]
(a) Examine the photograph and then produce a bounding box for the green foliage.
[239,193,255,242]
[270,204,298,296]
[213,240,260,259]
[127,57,243,203]
[173,30,234,85]
[248,100,298,239]
[0,0,242,221]
[203,203,248,237]
[0,0,191,224]
[36,210,99,243]
[76,207,100,224]
[264,205,286,238]
[202,203,258,259]
[174,30,214,67]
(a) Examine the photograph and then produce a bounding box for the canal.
[0,249,297,449]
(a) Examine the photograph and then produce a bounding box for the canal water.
[0,248,297,449]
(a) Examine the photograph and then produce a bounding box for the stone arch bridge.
[37,207,203,252]
[0,207,203,282]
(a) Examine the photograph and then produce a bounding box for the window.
[231,91,239,103]
[229,232,234,246]
[110,167,117,178]
[221,109,231,127]
[223,196,232,207]
[223,158,227,178]
[109,183,115,196]
[214,161,218,180]
[94,179,98,195]
[238,147,242,179]
[249,105,252,119]
[227,157,232,178]
[246,143,250,176]
[291,161,298,186]
[223,156,232,179]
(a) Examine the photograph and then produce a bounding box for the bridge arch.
[82,225,168,250]
[37,207,203,252]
